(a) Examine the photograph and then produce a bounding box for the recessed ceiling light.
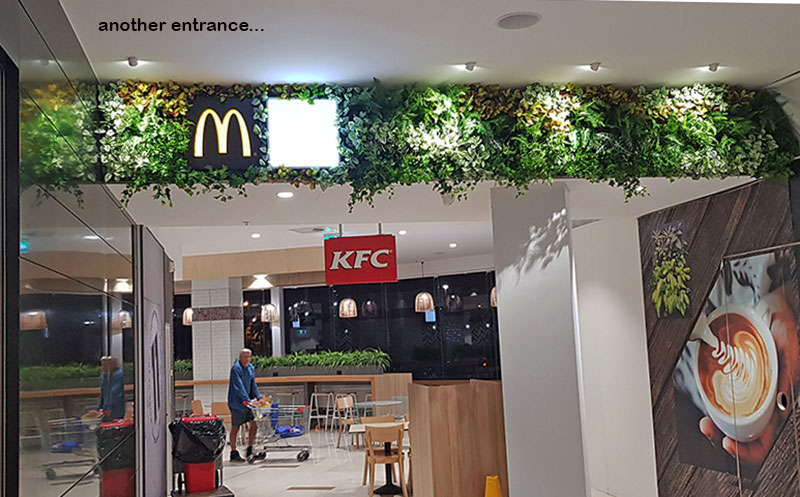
[83,235,100,240]
[276,191,294,199]
[398,230,408,236]
[464,61,477,72]
[496,12,542,30]
[449,243,458,249]
[250,232,262,239]
[127,56,139,67]
[708,62,720,72]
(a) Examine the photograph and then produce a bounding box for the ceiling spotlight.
[496,12,542,30]
[589,62,601,72]
[398,230,408,236]
[250,232,262,239]
[449,242,458,249]
[276,191,294,199]
[708,62,719,73]
[465,61,477,72]
[127,56,139,67]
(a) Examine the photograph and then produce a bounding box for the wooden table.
[350,422,409,495]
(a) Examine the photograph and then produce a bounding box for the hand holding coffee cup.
[697,289,800,463]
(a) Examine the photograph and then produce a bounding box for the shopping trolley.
[42,416,101,480]
[245,402,312,463]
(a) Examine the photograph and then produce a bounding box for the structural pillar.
[490,184,590,497]
[270,287,285,357]
[190,278,244,408]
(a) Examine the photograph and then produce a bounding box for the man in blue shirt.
[90,356,126,421]
[228,348,265,462]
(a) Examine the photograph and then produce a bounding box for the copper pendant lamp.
[339,298,358,318]
[20,309,47,331]
[182,307,193,326]
[415,261,435,313]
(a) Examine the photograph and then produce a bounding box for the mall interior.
[3,1,800,497]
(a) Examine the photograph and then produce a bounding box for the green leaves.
[88,81,800,207]
[651,224,691,317]
[250,349,391,371]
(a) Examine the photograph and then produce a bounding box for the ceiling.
[59,0,800,87]
[108,178,753,278]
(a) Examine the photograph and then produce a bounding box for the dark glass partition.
[283,271,500,380]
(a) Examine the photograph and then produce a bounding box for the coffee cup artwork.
[671,251,800,477]
[693,301,778,443]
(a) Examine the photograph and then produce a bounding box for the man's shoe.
[230,450,244,462]
[245,446,253,458]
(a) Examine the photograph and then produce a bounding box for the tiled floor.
[19,428,403,497]
[224,430,385,497]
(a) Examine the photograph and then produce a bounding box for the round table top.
[355,400,403,407]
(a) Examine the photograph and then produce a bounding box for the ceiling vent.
[289,226,340,235]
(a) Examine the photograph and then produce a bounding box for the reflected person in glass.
[88,356,126,422]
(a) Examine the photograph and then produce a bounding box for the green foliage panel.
[24,81,800,206]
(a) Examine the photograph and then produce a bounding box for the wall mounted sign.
[187,95,259,171]
[324,234,397,285]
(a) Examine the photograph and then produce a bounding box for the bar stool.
[310,392,332,430]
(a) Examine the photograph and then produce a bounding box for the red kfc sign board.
[324,235,398,285]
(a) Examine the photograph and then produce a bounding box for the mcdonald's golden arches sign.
[187,95,259,171]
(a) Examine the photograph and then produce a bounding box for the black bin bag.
[169,416,226,464]
[96,420,136,471]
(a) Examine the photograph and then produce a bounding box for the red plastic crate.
[184,461,216,493]
[101,467,134,497]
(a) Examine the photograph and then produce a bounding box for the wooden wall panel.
[372,373,412,401]
[409,380,509,497]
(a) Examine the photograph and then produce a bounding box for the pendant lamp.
[361,299,379,318]
[20,309,47,331]
[339,298,358,318]
[182,307,193,326]
[415,261,435,313]
[445,293,463,313]
[490,286,498,307]
[261,303,280,323]
[112,310,133,329]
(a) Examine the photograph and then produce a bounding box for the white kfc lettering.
[329,249,392,270]
[370,249,390,268]
[329,251,354,270]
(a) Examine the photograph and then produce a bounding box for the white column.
[191,278,243,408]
[572,219,658,497]
[490,184,590,497]
[271,287,285,357]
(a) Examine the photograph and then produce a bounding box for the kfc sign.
[325,235,398,285]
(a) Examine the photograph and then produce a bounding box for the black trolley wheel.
[297,450,310,462]
[45,468,56,480]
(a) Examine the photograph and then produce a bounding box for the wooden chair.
[335,395,356,448]
[360,415,396,485]
[364,424,408,497]
[191,399,205,415]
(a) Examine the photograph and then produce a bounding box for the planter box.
[174,372,193,381]
[255,366,382,377]
[21,377,101,391]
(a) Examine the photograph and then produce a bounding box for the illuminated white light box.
[268,98,339,168]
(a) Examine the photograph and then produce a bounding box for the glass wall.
[283,271,500,380]
[243,289,272,357]
[172,294,192,360]
[15,1,136,493]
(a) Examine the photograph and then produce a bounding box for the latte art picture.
[698,313,772,418]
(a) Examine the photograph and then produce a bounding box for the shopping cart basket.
[43,416,101,480]
[245,402,312,463]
